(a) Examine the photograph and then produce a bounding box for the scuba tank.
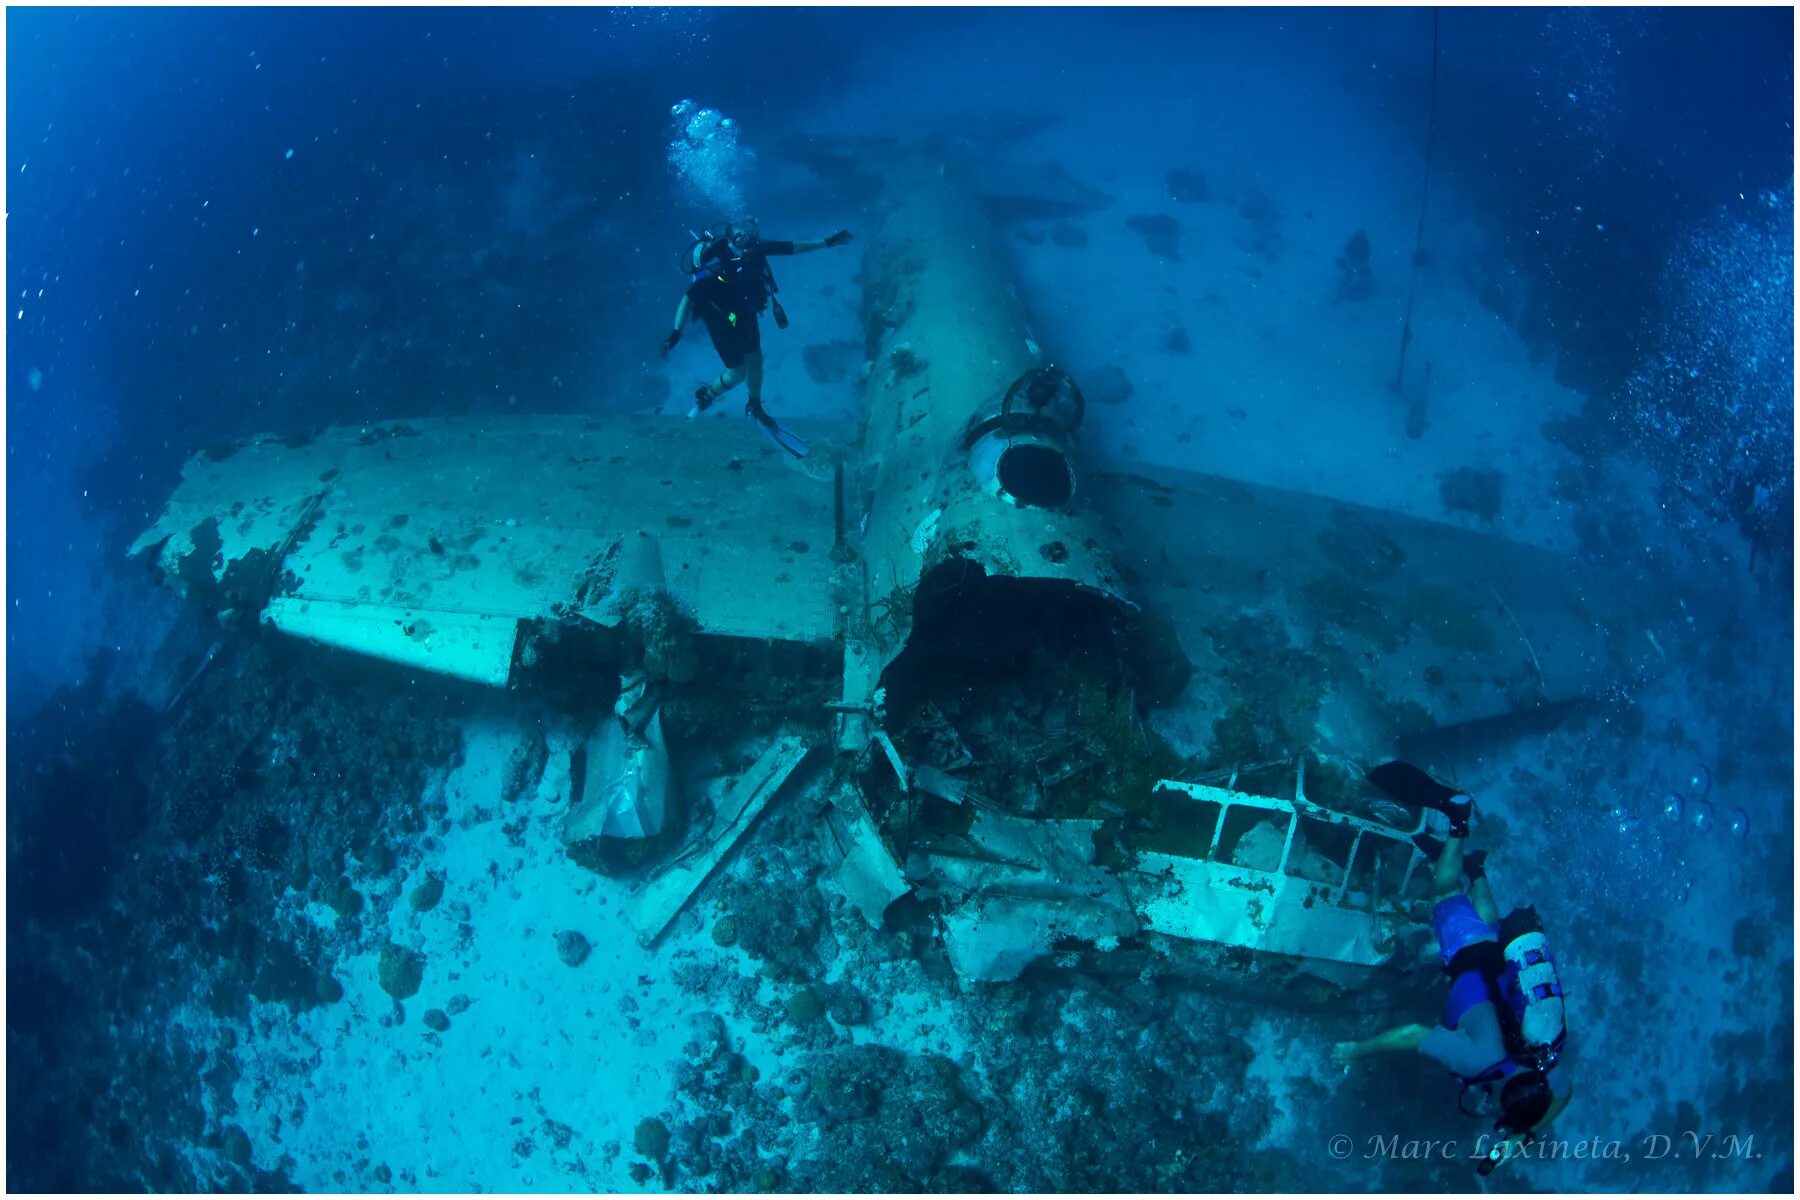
[679,227,726,276]
[1498,906,1566,1070]
[679,219,755,278]
[1453,907,1567,1124]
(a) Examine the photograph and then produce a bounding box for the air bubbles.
[667,98,749,214]
[1620,184,1792,544]
[1727,808,1750,838]
[1660,766,1727,835]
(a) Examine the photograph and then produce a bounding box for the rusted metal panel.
[623,736,810,946]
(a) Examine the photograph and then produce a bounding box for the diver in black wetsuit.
[658,217,852,457]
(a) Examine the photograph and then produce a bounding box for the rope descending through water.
[1394,8,1442,395]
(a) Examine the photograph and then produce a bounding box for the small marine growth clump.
[1439,466,1505,524]
[1127,213,1181,260]
[1335,229,1373,302]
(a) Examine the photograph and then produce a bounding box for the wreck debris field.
[6,6,1793,1196]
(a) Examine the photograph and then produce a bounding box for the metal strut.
[1394,7,1442,396]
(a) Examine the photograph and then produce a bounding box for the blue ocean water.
[5,5,1793,1193]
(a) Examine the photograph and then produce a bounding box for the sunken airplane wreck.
[134,145,1660,1001]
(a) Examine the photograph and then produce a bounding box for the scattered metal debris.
[623,737,810,946]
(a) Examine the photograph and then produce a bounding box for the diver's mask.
[725,217,758,253]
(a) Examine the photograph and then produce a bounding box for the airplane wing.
[132,414,846,685]
[1088,462,1665,758]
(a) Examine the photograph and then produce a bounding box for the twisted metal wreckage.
[134,145,1659,1001]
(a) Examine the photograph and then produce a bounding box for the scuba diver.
[1332,761,1572,1178]
[658,217,853,458]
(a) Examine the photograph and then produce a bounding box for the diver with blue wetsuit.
[1333,761,1572,1176]
[658,217,852,458]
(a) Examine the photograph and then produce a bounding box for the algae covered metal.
[132,414,840,685]
[834,148,1133,752]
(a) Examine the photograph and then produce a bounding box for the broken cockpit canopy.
[964,365,1088,509]
[828,744,1443,995]
[987,436,1075,509]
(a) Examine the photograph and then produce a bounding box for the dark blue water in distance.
[7,6,1793,1193]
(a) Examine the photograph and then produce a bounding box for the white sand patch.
[226,710,761,1192]
[1006,114,1586,551]
[846,949,971,1066]
[1243,1010,1332,1152]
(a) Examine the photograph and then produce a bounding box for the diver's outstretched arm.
[766,231,853,255]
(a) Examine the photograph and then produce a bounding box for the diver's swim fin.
[1367,760,1472,834]
[761,421,810,458]
[687,383,717,420]
[747,407,810,458]
[1367,761,1459,808]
